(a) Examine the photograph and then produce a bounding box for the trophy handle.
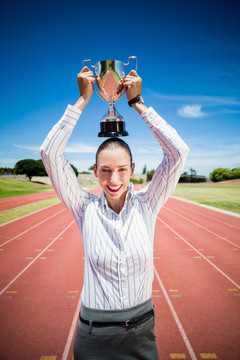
[115,56,138,99]
[82,59,95,69]
[124,56,138,72]
[82,59,103,100]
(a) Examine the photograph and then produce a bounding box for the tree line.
[0,159,78,181]
[209,167,240,182]
[1,160,239,183]
[142,165,240,183]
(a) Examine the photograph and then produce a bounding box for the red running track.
[0,194,239,360]
[0,191,57,211]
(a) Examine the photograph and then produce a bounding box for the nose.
[110,171,119,184]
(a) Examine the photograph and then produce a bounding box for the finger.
[82,69,94,76]
[123,80,134,86]
[124,74,140,80]
[126,70,138,77]
[88,79,95,88]
[78,71,95,79]
[85,73,95,79]
[81,66,91,72]
[123,76,139,83]
[124,84,131,91]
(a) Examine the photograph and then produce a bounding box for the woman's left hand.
[123,70,142,101]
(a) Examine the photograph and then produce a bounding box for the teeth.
[108,185,121,191]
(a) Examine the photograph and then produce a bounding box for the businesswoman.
[40,66,189,359]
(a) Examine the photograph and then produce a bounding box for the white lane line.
[0,220,74,296]
[153,266,197,360]
[171,198,240,230]
[61,295,81,360]
[0,201,61,227]
[171,196,240,219]
[0,208,65,247]
[158,217,240,290]
[165,207,240,249]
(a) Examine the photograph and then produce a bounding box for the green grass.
[0,179,53,199]
[173,180,240,214]
[0,197,60,225]
[0,179,96,224]
[1,179,239,226]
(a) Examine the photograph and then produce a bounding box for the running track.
[0,190,239,360]
[0,191,56,211]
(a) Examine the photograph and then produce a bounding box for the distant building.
[179,174,207,183]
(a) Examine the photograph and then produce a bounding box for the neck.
[105,193,126,214]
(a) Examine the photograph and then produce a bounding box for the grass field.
[0,179,240,224]
[173,179,240,214]
[0,179,53,199]
[0,179,52,199]
[0,198,60,225]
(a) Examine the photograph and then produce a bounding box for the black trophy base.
[98,120,129,137]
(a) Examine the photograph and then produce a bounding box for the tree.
[189,168,197,176]
[35,160,47,176]
[14,159,47,181]
[15,159,40,181]
[70,163,78,177]
[15,159,79,180]
[142,164,147,174]
[209,167,240,182]
[0,167,15,175]
[146,169,155,182]
[231,168,240,179]
[189,168,197,183]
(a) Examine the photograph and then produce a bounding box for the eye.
[119,168,127,172]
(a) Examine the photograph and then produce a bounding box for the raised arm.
[124,70,189,217]
[74,66,95,111]
[139,108,189,216]
[40,67,95,218]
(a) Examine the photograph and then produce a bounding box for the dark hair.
[95,138,133,166]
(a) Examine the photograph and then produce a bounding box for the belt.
[79,308,154,328]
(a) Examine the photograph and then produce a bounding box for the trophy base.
[98,120,129,137]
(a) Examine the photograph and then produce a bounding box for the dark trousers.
[73,299,159,360]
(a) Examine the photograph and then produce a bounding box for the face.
[93,148,135,207]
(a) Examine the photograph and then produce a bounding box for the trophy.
[82,56,137,137]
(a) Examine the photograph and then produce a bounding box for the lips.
[107,185,123,193]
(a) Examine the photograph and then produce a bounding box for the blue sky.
[0,0,239,177]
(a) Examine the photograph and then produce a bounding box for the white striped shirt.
[40,105,189,310]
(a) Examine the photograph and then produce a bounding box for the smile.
[107,185,123,193]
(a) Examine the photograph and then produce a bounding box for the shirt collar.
[99,182,136,213]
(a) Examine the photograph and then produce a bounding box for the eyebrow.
[100,165,130,168]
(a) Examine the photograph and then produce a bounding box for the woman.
[40,66,189,359]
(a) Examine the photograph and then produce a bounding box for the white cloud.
[65,142,97,153]
[184,139,240,175]
[147,90,240,117]
[148,90,240,107]
[188,146,240,159]
[132,146,162,155]
[177,104,206,118]
[71,159,95,170]
[13,142,97,154]
[13,144,40,151]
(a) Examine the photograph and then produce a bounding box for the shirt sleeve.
[40,105,91,218]
[138,107,189,217]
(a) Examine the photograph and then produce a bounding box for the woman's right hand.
[77,66,95,103]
